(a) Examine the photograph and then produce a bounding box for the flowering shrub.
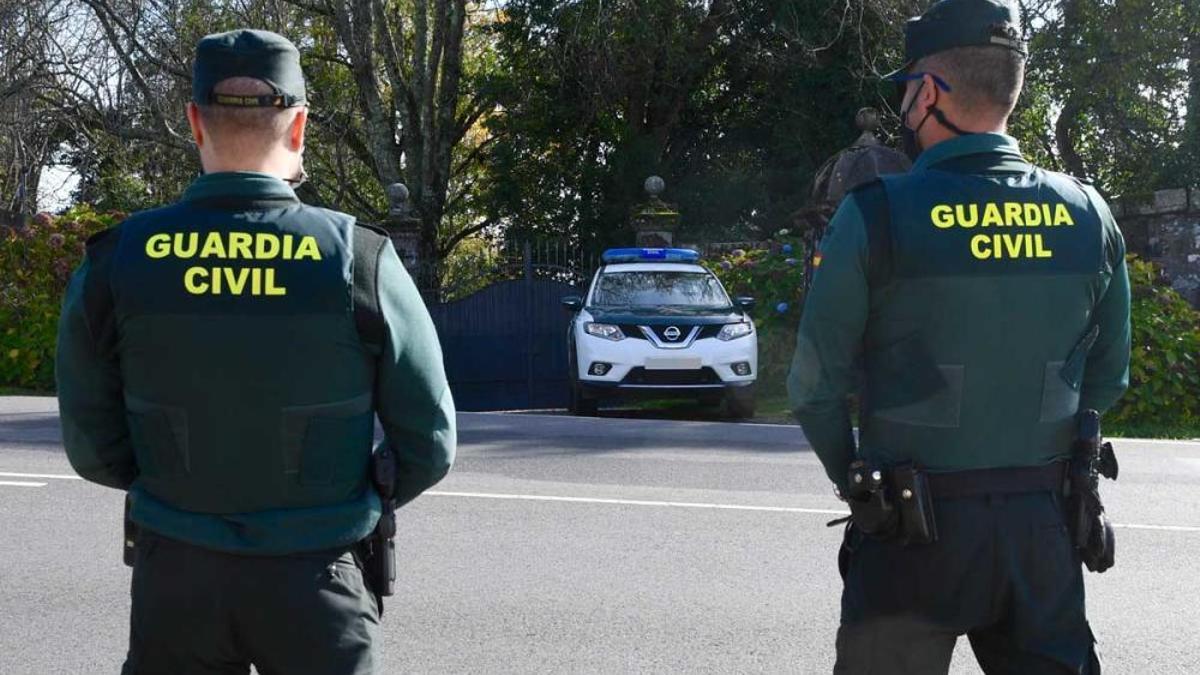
[705,231,807,392]
[1,206,121,390]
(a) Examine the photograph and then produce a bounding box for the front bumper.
[574,325,757,395]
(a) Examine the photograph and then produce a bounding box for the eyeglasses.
[889,71,953,93]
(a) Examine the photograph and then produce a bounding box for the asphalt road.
[2,396,1199,674]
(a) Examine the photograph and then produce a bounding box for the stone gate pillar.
[385,182,423,274]
[631,176,680,248]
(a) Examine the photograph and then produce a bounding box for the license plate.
[645,357,701,370]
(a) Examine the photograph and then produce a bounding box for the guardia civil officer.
[56,29,456,674]
[787,1,1130,672]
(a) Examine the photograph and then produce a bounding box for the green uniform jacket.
[56,172,456,554]
[788,134,1130,491]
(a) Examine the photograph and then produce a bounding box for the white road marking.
[473,412,1200,445]
[0,480,46,487]
[1113,523,1200,533]
[428,490,851,516]
[3,469,1196,532]
[426,490,1200,533]
[0,471,81,480]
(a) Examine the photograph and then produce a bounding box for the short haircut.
[917,46,1026,117]
[197,77,297,155]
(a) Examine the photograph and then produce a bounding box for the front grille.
[645,325,691,343]
[621,367,721,386]
[696,325,723,339]
[618,324,647,339]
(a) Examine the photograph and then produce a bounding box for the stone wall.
[1112,188,1200,307]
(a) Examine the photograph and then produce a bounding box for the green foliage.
[1018,0,1189,195]
[1107,256,1200,429]
[436,238,508,301]
[703,231,807,393]
[484,0,897,248]
[0,207,120,390]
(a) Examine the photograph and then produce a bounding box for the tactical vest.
[83,200,390,514]
[855,165,1116,470]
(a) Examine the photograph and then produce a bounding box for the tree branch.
[79,0,186,144]
[439,217,494,257]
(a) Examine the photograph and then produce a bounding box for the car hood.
[585,306,746,326]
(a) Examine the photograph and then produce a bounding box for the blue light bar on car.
[601,248,701,264]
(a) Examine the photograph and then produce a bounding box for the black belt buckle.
[891,463,938,545]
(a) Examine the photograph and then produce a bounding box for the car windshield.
[591,271,731,310]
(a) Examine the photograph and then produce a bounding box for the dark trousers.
[122,531,380,675]
[835,491,1101,675]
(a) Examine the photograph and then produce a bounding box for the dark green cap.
[192,29,306,108]
[885,0,1026,80]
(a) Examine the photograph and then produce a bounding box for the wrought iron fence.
[415,239,601,303]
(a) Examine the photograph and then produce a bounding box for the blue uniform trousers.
[121,530,380,675]
[835,491,1101,674]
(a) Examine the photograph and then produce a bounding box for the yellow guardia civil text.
[929,202,1075,260]
[144,231,323,296]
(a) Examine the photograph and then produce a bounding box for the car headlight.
[585,322,625,341]
[716,322,752,341]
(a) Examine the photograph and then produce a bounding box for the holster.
[123,493,137,568]
[359,510,396,596]
[890,463,938,546]
[358,444,398,613]
[843,460,899,539]
[1066,410,1118,573]
[841,461,938,546]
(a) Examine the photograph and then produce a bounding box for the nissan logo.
[663,326,681,341]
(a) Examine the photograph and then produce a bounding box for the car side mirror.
[735,297,756,311]
[562,296,583,312]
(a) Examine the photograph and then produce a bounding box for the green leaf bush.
[1,207,120,391]
[4,207,1198,437]
[704,232,807,393]
[1107,256,1200,430]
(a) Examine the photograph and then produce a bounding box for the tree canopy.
[2,0,1196,257]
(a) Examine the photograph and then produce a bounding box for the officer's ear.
[912,73,940,117]
[187,102,206,148]
[288,107,308,153]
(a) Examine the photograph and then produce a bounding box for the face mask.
[899,80,932,161]
[899,78,970,161]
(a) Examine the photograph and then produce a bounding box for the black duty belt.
[925,461,1067,500]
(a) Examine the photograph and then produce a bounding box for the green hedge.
[707,237,1200,433]
[1,207,121,390]
[1107,256,1200,430]
[5,209,1200,436]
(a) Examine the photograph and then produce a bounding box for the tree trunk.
[1054,0,1087,179]
[1054,96,1087,179]
[1183,0,1200,180]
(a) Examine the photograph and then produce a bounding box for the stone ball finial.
[855,108,880,133]
[387,182,409,206]
[644,175,666,198]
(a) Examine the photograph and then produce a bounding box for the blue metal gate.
[421,242,595,411]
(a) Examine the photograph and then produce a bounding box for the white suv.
[562,248,758,418]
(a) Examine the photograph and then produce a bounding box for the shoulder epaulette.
[85,226,120,250]
[351,223,390,356]
[354,221,391,238]
[856,178,893,289]
[846,177,886,198]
